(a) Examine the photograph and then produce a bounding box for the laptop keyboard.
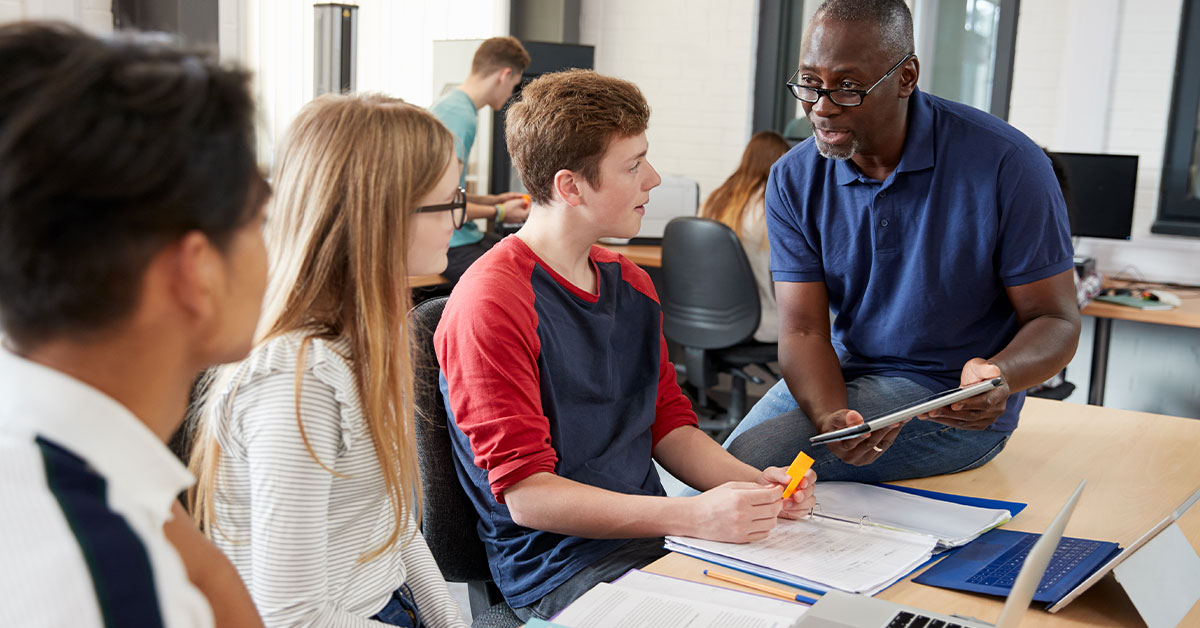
[886,611,965,628]
[965,534,1103,592]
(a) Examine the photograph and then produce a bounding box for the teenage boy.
[0,23,269,627]
[430,35,533,282]
[435,69,818,622]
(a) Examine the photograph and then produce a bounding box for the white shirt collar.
[0,347,194,511]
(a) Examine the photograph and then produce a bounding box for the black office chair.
[660,217,780,438]
[410,297,522,628]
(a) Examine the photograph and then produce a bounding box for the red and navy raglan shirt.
[434,236,697,609]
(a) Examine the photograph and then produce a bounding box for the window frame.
[1152,0,1200,237]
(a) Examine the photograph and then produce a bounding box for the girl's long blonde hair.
[188,93,455,562]
[699,131,790,246]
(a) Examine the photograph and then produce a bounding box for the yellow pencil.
[702,569,819,605]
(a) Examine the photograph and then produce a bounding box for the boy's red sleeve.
[435,278,557,503]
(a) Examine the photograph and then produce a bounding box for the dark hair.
[0,22,267,347]
[505,70,650,204]
[813,0,914,59]
[470,36,530,76]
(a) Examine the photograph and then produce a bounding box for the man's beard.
[811,121,859,160]
[814,134,859,160]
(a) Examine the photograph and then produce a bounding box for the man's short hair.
[470,36,530,76]
[505,70,650,204]
[0,22,266,348]
[812,0,914,59]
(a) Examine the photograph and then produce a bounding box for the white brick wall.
[1009,0,1198,286]
[0,0,111,32]
[580,0,758,200]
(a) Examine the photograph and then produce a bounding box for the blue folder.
[872,483,1028,518]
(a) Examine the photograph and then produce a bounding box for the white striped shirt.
[0,347,214,628]
[208,333,465,628]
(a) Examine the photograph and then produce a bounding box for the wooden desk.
[595,242,662,267]
[410,274,448,288]
[1079,283,1200,405]
[646,398,1200,627]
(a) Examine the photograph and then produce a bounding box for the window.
[1153,0,1200,237]
[236,0,507,167]
[914,0,1019,118]
[753,0,1019,137]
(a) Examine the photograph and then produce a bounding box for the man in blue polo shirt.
[724,0,1080,481]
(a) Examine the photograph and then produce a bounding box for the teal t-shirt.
[430,88,483,247]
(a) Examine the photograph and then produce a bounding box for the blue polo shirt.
[429,88,484,248]
[766,88,1072,431]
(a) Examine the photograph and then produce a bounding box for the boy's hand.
[757,466,817,519]
[687,482,783,543]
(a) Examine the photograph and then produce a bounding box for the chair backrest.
[660,216,761,349]
[410,296,492,583]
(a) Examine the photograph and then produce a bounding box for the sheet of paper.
[814,482,1011,548]
[666,516,935,595]
[612,570,808,619]
[552,582,799,628]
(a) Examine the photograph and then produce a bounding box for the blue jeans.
[371,584,424,627]
[722,375,1011,482]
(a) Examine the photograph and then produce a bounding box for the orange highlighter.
[781,451,814,499]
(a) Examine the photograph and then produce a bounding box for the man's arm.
[465,193,529,222]
[928,269,1080,427]
[775,281,903,465]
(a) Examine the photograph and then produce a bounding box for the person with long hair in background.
[699,131,792,343]
[188,94,468,628]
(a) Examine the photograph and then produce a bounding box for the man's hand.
[922,358,1009,429]
[685,482,784,543]
[498,196,529,223]
[757,466,817,519]
[815,409,905,466]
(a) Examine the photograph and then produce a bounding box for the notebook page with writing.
[666,515,936,595]
[815,482,1012,548]
[552,582,801,628]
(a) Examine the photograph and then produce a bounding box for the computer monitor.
[1051,151,1138,240]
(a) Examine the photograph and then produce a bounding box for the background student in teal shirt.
[430,36,532,282]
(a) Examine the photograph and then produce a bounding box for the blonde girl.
[189,93,466,628]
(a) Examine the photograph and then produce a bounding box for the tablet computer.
[809,377,1004,445]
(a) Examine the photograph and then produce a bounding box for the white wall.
[1006,0,1200,418]
[1008,0,1200,287]
[0,0,110,31]
[579,0,758,200]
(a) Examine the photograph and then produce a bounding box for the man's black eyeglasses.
[786,53,914,107]
[415,186,467,229]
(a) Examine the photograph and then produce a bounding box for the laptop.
[795,480,1086,628]
[915,485,1200,610]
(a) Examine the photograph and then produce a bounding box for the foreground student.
[189,95,467,627]
[0,22,268,627]
[435,70,818,622]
